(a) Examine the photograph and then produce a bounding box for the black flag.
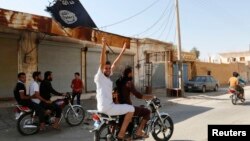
[46,0,97,28]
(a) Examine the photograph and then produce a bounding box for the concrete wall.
[18,32,39,89]
[194,61,249,85]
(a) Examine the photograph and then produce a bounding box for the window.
[240,57,245,61]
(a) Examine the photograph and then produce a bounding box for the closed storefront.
[152,63,165,88]
[0,34,18,98]
[38,41,82,93]
[85,48,100,92]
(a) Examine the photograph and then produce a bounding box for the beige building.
[219,51,250,65]
[219,51,250,82]
[0,8,180,98]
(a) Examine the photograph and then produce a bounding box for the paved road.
[0,86,249,141]
[163,87,250,141]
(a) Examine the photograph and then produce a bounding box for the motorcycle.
[229,89,245,105]
[229,82,245,105]
[88,97,174,141]
[14,93,85,135]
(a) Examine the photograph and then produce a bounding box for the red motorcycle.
[14,93,85,135]
[228,88,245,105]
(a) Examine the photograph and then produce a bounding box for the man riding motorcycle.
[115,66,154,139]
[14,72,46,131]
[40,71,66,129]
[228,72,245,100]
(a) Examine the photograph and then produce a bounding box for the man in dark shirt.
[116,66,154,139]
[14,72,45,130]
[40,71,65,129]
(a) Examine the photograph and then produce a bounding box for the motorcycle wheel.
[240,97,245,103]
[152,115,174,141]
[94,123,117,141]
[17,112,39,135]
[231,94,237,105]
[65,105,85,126]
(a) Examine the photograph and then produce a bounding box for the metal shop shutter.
[152,63,165,88]
[38,42,81,93]
[0,37,18,97]
[86,51,100,92]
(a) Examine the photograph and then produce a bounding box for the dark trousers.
[19,100,45,123]
[119,106,151,134]
[236,85,244,96]
[40,102,62,118]
[71,92,81,105]
[134,106,151,120]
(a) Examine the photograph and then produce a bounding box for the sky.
[0,0,250,60]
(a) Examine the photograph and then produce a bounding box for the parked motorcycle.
[14,93,85,135]
[88,97,174,141]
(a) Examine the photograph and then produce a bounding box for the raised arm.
[111,42,127,72]
[100,37,107,71]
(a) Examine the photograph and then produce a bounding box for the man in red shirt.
[71,72,84,105]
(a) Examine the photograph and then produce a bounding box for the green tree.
[190,47,200,59]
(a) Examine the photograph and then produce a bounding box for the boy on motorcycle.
[236,73,246,99]
[228,72,245,100]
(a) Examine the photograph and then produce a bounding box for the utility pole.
[175,0,185,97]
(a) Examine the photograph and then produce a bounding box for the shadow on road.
[162,103,213,124]
[234,100,250,106]
[185,95,229,101]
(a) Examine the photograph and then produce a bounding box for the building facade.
[219,51,250,65]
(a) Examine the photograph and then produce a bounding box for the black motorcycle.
[88,97,174,141]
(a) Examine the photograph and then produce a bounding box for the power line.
[157,5,174,39]
[132,0,172,37]
[98,0,161,29]
[142,0,174,37]
[165,10,175,42]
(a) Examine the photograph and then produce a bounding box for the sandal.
[117,135,132,141]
